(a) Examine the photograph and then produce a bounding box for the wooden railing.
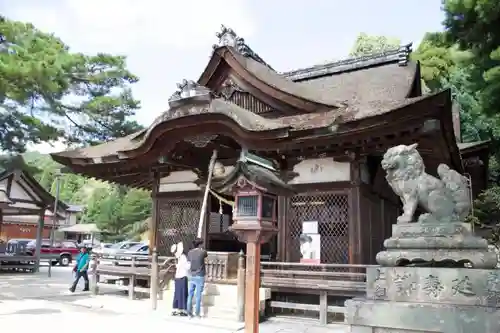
[92,251,374,325]
[0,253,37,272]
[99,251,238,282]
[1,244,39,272]
[261,262,375,325]
[91,250,240,308]
[206,251,239,281]
[91,251,176,307]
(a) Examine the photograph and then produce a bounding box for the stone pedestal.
[345,223,500,333]
[346,266,500,333]
[376,222,497,269]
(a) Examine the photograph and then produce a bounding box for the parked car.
[1,238,34,265]
[6,238,33,255]
[91,243,112,255]
[114,243,149,266]
[100,241,141,259]
[25,239,80,266]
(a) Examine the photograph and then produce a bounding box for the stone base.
[161,281,270,320]
[345,298,500,333]
[376,222,497,269]
[345,266,500,333]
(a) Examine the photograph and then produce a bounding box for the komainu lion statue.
[381,143,471,224]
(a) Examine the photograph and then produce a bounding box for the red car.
[25,239,80,266]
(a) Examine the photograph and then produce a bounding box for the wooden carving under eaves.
[220,77,243,99]
[219,78,273,115]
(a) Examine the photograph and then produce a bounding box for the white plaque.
[302,221,318,234]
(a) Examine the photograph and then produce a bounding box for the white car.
[98,241,141,259]
[91,243,112,255]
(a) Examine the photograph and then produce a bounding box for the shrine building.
[51,26,489,265]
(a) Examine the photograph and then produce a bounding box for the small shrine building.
[0,165,69,241]
[51,26,489,265]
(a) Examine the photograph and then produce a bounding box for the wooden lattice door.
[157,197,201,256]
[288,191,349,263]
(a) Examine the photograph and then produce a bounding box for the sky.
[0,0,445,153]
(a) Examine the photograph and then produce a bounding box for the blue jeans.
[187,275,205,316]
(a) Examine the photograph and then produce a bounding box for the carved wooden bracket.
[220,78,243,99]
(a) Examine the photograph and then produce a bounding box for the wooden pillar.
[91,253,99,295]
[150,248,158,310]
[148,172,160,310]
[348,154,362,265]
[277,195,286,261]
[34,208,45,272]
[245,241,261,333]
[0,209,3,241]
[149,172,160,255]
[236,250,246,322]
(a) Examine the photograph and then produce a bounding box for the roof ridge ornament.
[214,25,240,49]
[168,79,212,108]
[212,25,274,70]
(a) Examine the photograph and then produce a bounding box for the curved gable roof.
[200,41,418,116]
[200,46,345,112]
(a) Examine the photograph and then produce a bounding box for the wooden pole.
[33,209,45,272]
[149,172,160,255]
[48,174,61,278]
[197,150,218,238]
[236,249,246,322]
[91,253,99,295]
[245,242,261,333]
[151,248,158,310]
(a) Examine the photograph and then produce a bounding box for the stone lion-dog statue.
[381,143,471,224]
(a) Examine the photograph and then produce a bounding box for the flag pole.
[197,150,218,238]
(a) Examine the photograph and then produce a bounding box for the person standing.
[186,238,207,318]
[70,246,90,292]
[170,242,189,316]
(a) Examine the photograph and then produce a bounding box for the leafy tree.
[442,0,500,121]
[0,16,143,153]
[440,1,500,245]
[349,33,401,57]
[82,185,151,241]
[411,32,472,92]
[120,189,152,226]
[467,187,500,247]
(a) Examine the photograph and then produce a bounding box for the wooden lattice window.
[157,197,201,256]
[288,192,349,263]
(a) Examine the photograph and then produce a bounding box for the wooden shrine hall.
[51,26,489,266]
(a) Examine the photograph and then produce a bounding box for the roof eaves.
[282,43,413,82]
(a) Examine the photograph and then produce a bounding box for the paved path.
[0,265,82,299]
[0,299,345,333]
[0,266,346,333]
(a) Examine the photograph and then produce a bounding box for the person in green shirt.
[69,246,90,292]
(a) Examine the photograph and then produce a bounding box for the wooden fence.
[93,251,373,325]
[261,262,374,325]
